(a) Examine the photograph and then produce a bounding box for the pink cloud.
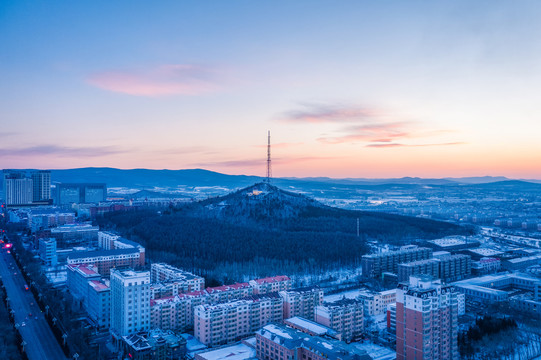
[366,142,467,148]
[318,122,413,144]
[281,103,381,124]
[87,64,219,96]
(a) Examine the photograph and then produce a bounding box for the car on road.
[24,284,29,291]
[21,322,26,327]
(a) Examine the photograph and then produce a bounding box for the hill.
[97,182,472,282]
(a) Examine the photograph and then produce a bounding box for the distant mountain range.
[1,167,540,192]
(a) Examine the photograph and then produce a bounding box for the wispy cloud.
[87,64,220,96]
[280,103,380,124]
[366,142,467,148]
[318,122,413,144]
[193,156,341,168]
[0,145,125,157]
[281,102,463,147]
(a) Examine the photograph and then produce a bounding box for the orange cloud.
[87,64,219,96]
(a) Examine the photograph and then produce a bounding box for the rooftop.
[252,275,290,284]
[195,343,256,360]
[67,247,139,260]
[284,316,336,336]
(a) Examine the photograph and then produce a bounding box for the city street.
[0,249,67,360]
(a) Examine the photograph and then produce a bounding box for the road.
[0,249,68,360]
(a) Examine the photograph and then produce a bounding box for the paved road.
[0,249,68,360]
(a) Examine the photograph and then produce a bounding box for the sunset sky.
[2,1,541,178]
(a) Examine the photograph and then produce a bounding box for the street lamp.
[21,341,27,352]
[73,353,79,360]
[45,305,49,316]
[62,333,68,346]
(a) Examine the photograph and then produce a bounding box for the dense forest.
[96,183,472,282]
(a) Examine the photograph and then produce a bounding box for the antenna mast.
[266,130,272,183]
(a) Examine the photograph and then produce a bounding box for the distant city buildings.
[2,170,53,206]
[56,182,107,204]
[396,275,459,360]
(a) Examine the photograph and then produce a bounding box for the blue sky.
[2,1,541,178]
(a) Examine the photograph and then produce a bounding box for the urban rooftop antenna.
[266,130,272,183]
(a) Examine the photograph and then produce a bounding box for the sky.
[1,1,541,179]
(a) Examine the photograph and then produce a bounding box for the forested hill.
[96,182,472,282]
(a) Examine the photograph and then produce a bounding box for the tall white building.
[3,174,33,205]
[110,269,151,338]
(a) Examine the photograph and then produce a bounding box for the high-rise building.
[396,275,459,360]
[3,170,33,206]
[110,269,151,338]
[31,170,51,202]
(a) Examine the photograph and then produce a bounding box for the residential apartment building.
[151,290,209,332]
[255,324,371,360]
[110,269,151,338]
[396,275,459,360]
[279,287,323,320]
[194,294,283,346]
[397,254,472,283]
[362,246,433,279]
[249,275,291,294]
[206,283,254,303]
[151,263,205,294]
[315,299,364,342]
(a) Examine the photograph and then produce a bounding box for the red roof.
[88,280,109,292]
[206,282,250,293]
[254,275,290,284]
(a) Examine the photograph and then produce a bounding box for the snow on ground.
[324,288,365,303]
